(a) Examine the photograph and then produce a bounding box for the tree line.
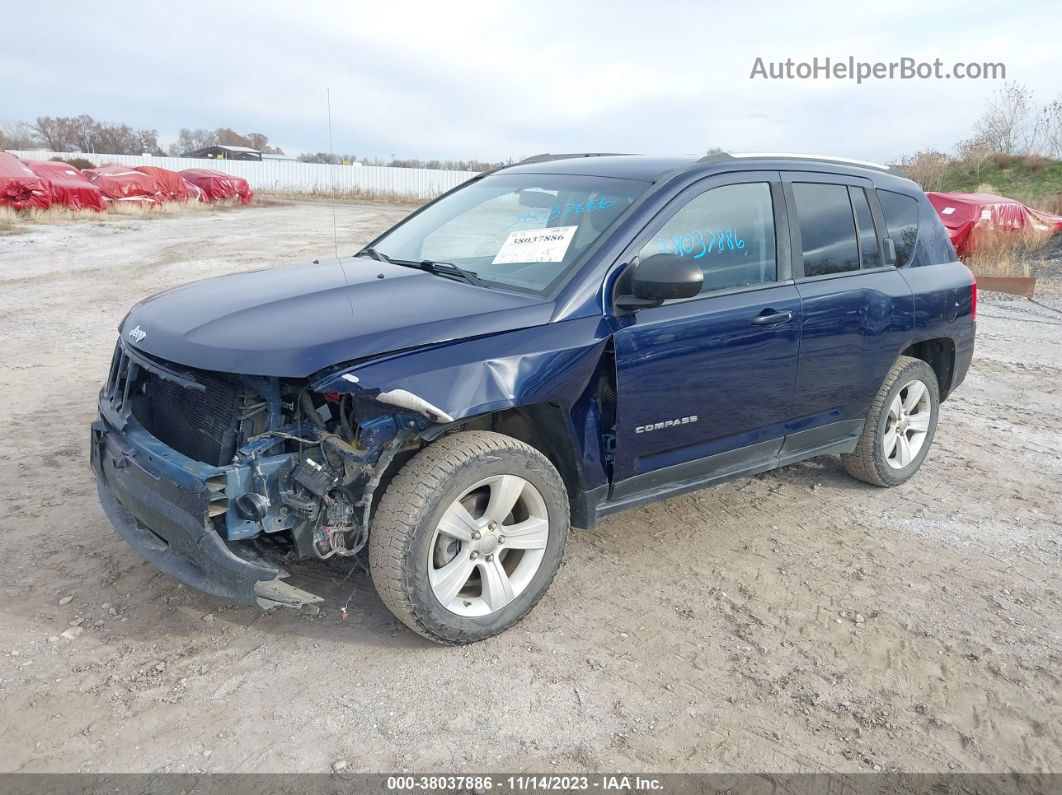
[896,82,1062,191]
[0,116,284,157]
[294,152,508,170]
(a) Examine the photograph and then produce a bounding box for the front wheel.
[842,355,940,487]
[368,431,569,644]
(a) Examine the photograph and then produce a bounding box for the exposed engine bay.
[100,340,435,565]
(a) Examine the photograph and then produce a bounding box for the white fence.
[7,150,479,200]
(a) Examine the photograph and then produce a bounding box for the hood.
[120,257,554,377]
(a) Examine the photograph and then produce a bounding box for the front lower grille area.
[104,342,243,467]
[147,369,242,467]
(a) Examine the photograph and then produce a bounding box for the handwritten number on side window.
[657,229,745,258]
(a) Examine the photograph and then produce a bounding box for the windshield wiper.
[383,257,483,286]
[358,246,391,263]
[418,259,484,286]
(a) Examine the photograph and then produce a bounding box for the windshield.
[364,172,649,295]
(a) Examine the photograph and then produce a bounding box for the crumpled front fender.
[312,317,612,425]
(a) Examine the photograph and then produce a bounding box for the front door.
[610,172,801,498]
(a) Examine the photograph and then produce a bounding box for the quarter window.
[638,182,776,293]
[849,187,881,268]
[792,183,860,277]
[878,190,920,267]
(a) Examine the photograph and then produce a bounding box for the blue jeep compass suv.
[91,152,976,643]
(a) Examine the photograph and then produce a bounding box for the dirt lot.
[0,202,1058,774]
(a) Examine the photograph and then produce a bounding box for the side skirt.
[586,419,864,526]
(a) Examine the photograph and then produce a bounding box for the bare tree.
[1042,97,1062,159]
[0,120,39,149]
[896,149,952,192]
[33,116,73,150]
[954,136,995,182]
[975,82,1045,155]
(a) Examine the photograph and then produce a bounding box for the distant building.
[182,145,263,161]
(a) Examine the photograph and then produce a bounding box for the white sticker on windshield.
[492,226,577,264]
[941,207,955,215]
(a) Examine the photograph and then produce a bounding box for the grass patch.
[259,189,425,207]
[964,225,1054,277]
[937,157,1062,214]
[0,207,26,235]
[0,198,249,234]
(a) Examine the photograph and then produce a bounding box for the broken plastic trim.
[374,388,454,423]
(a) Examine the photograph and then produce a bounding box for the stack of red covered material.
[927,192,1062,257]
[0,151,51,210]
[82,165,161,205]
[180,168,254,204]
[135,166,198,202]
[23,160,108,211]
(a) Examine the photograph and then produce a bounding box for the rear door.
[781,172,914,454]
[610,171,801,497]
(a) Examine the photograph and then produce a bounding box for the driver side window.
[638,183,777,294]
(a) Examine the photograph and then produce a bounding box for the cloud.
[2,0,1059,161]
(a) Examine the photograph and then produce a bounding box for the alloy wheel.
[883,379,933,469]
[427,475,550,617]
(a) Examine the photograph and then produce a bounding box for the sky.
[2,0,1060,163]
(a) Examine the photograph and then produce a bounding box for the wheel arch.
[434,403,596,530]
[901,337,957,400]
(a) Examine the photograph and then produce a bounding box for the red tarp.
[0,151,51,210]
[22,160,107,212]
[82,165,161,205]
[135,166,194,202]
[180,168,254,204]
[183,178,207,203]
[927,191,1062,257]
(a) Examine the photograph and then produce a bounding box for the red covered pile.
[22,160,107,211]
[0,151,52,210]
[927,191,1062,256]
[180,169,255,204]
[82,165,162,205]
[1,154,255,212]
[135,166,198,202]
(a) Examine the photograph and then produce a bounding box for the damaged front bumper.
[90,415,323,609]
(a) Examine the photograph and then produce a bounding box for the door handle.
[751,309,794,325]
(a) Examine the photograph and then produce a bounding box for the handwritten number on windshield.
[512,199,616,227]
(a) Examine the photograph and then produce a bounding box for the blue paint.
[101,152,976,566]
[511,198,617,227]
[656,228,747,259]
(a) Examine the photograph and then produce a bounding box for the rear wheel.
[368,431,569,644]
[842,356,940,487]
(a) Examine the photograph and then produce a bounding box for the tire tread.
[842,355,938,487]
[368,430,568,644]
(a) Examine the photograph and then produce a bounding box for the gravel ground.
[0,202,1058,774]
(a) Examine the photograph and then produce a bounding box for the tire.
[842,355,940,487]
[368,430,570,644]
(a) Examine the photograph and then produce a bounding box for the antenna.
[326,87,339,260]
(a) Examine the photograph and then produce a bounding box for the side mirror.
[882,237,898,266]
[617,254,703,309]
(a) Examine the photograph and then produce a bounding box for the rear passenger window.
[878,190,920,266]
[849,187,881,268]
[640,183,776,293]
[792,183,860,277]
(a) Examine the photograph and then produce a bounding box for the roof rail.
[515,152,630,165]
[698,151,894,172]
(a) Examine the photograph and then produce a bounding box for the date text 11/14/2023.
[385,774,664,791]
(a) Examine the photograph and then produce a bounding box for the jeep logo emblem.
[128,325,147,343]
